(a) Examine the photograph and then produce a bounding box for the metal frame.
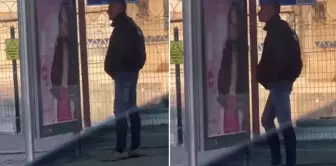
[33,0,82,138]
[183,0,198,165]
[189,0,205,152]
[184,0,255,164]
[199,0,251,150]
[78,0,92,128]
[249,0,260,136]
[193,0,205,152]
[18,0,35,161]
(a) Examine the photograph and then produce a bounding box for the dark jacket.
[217,40,249,94]
[104,12,146,78]
[257,15,302,89]
[51,37,80,86]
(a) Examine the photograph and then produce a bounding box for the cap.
[259,0,280,6]
[259,0,280,13]
[109,0,126,4]
[109,0,127,10]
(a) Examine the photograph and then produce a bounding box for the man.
[104,0,146,159]
[258,1,302,166]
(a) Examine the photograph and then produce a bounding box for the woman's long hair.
[217,2,249,94]
[51,0,79,86]
[227,2,239,43]
[58,0,77,60]
[58,0,71,40]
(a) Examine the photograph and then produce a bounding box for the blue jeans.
[261,81,296,166]
[113,72,141,152]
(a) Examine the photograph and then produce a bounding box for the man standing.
[258,1,302,166]
[104,0,146,159]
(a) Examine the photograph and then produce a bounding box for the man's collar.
[111,12,127,27]
[263,14,281,31]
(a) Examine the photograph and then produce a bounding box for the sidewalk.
[0,133,73,154]
[250,140,336,165]
[62,148,168,166]
[170,140,336,166]
[0,147,168,166]
[170,145,234,166]
[0,125,168,166]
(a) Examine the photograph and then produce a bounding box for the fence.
[85,1,169,126]
[0,1,20,133]
[170,0,336,145]
[170,0,184,146]
[0,0,169,134]
[257,3,336,140]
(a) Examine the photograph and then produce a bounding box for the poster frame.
[33,0,82,138]
[199,0,251,150]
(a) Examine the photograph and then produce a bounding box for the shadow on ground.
[22,96,169,166]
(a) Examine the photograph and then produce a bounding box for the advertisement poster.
[36,0,81,126]
[203,0,249,138]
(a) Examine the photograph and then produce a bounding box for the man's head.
[258,1,280,22]
[107,0,127,20]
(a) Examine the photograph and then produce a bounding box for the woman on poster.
[217,2,249,134]
[50,0,80,123]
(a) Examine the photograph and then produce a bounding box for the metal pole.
[17,0,35,161]
[10,26,21,133]
[78,0,92,128]
[183,0,197,165]
[74,132,81,157]
[174,27,183,145]
[249,0,260,136]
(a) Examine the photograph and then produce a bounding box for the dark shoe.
[271,161,282,166]
[100,151,128,161]
[272,164,281,166]
[128,149,142,158]
[282,127,296,166]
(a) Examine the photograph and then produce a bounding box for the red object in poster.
[223,95,240,133]
[208,70,215,88]
[57,87,73,122]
